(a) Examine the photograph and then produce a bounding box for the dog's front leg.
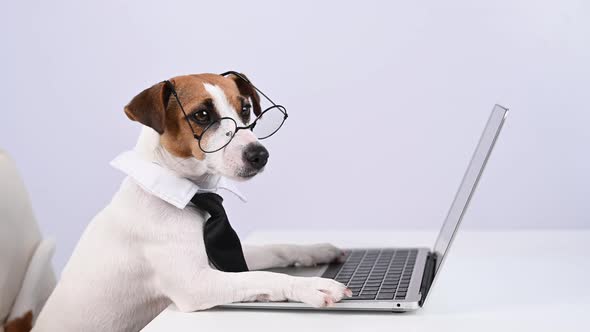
[243,243,346,270]
[165,269,351,311]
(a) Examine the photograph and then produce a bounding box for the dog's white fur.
[33,83,349,331]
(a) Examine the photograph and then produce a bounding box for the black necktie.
[190,192,249,272]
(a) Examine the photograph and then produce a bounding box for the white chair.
[0,149,56,332]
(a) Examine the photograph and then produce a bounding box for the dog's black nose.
[243,144,269,170]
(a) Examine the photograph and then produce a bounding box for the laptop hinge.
[418,252,437,306]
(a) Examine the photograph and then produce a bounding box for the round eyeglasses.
[164,72,288,153]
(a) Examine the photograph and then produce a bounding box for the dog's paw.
[288,243,346,267]
[288,277,352,307]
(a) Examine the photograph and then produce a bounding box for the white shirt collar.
[110,150,247,209]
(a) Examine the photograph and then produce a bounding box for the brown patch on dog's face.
[227,73,262,117]
[160,74,246,160]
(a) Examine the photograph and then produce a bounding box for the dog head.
[124,73,269,181]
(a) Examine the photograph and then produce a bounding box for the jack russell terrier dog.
[33,72,351,332]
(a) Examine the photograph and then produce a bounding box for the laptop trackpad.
[264,264,328,277]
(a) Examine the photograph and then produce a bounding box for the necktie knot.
[190,192,225,218]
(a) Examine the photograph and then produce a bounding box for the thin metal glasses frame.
[163,71,288,153]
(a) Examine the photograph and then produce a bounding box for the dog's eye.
[191,110,211,125]
[241,104,251,117]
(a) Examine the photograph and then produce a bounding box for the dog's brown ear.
[229,73,262,116]
[124,81,171,134]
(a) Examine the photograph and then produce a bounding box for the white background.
[1,0,588,272]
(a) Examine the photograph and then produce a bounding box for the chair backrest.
[0,150,42,326]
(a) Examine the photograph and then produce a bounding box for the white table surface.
[142,230,590,332]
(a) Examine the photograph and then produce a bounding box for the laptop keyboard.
[321,249,417,301]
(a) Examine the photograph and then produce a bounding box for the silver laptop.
[225,104,508,312]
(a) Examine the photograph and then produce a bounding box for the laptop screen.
[432,104,508,273]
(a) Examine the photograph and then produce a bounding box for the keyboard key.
[349,294,377,300]
[376,292,395,300]
[384,286,399,291]
[385,283,400,288]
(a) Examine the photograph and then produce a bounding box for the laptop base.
[221,247,430,312]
